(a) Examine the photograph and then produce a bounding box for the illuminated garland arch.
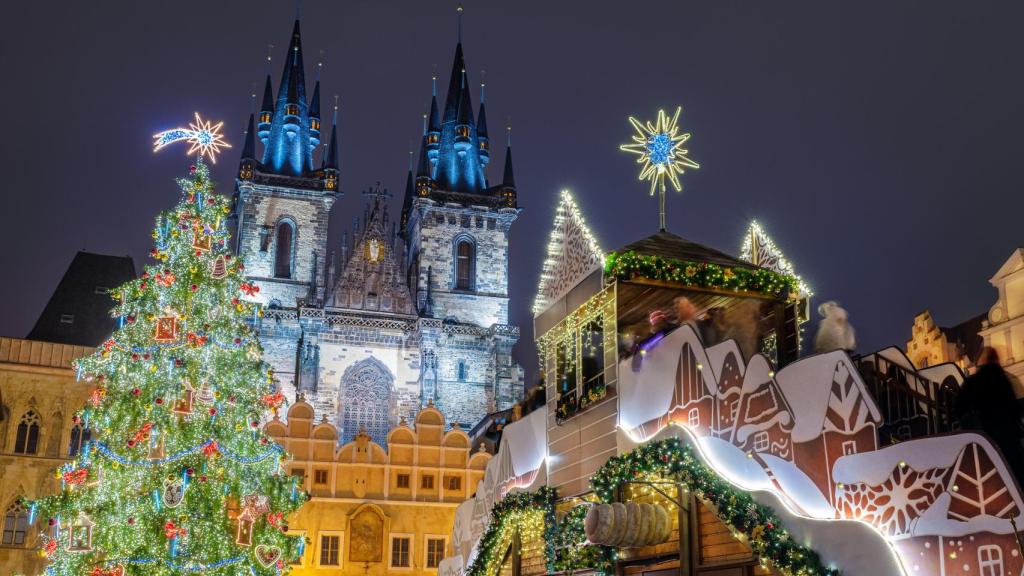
[590,438,839,576]
[465,487,557,576]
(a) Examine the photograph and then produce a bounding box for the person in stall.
[955,347,1024,484]
[814,301,857,355]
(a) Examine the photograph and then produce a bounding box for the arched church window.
[458,360,467,382]
[14,410,40,455]
[454,238,475,291]
[274,220,295,279]
[2,501,28,546]
[69,423,91,458]
[340,359,395,446]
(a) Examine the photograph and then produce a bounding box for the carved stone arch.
[452,233,477,291]
[273,215,298,280]
[339,357,395,446]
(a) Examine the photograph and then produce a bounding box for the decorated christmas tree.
[35,159,304,575]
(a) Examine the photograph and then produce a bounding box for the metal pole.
[659,179,667,232]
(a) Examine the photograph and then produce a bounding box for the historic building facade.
[229,20,524,446]
[980,248,1024,393]
[267,400,489,575]
[905,310,984,371]
[0,337,94,576]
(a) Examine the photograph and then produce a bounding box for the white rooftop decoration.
[532,190,604,316]
[740,220,812,296]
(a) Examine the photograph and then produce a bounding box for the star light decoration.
[153,113,232,164]
[620,106,699,196]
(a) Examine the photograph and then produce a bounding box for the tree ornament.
[172,382,194,415]
[67,513,94,552]
[162,478,186,508]
[254,544,282,567]
[154,315,178,342]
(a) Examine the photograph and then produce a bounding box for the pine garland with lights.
[552,504,615,575]
[604,250,797,297]
[465,487,557,576]
[590,438,839,576]
[33,162,306,575]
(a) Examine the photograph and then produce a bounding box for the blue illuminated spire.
[433,42,488,194]
[260,19,316,177]
[257,75,274,144]
[477,82,490,167]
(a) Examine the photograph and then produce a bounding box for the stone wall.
[414,205,514,328]
[235,181,334,307]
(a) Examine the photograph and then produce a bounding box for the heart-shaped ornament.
[254,544,282,568]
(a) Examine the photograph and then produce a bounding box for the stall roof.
[618,230,759,270]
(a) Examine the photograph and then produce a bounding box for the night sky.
[3,1,1023,383]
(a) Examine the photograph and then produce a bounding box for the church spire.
[325,97,339,171]
[477,80,490,167]
[260,19,315,176]
[432,39,487,193]
[257,74,274,144]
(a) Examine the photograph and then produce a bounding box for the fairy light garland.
[604,250,797,298]
[740,221,812,297]
[465,488,557,576]
[533,190,605,315]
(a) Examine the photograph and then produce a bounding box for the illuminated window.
[457,360,467,382]
[687,407,700,429]
[286,103,299,116]
[274,220,295,279]
[319,534,340,566]
[456,125,469,139]
[753,431,770,452]
[978,545,1003,576]
[426,537,446,568]
[454,238,475,291]
[2,502,28,546]
[68,424,91,458]
[311,118,320,131]
[314,470,328,485]
[14,411,40,455]
[421,475,434,489]
[396,474,410,489]
[260,112,272,124]
[390,536,411,568]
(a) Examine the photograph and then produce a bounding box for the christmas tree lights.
[33,161,305,575]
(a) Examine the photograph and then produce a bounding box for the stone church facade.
[229,20,524,445]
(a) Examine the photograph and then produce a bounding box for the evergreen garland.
[590,438,839,576]
[465,487,557,576]
[604,250,796,297]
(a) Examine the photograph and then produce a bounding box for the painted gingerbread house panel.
[711,346,745,442]
[731,355,794,460]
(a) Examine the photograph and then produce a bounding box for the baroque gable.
[532,191,604,316]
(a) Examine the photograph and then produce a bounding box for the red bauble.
[155,398,164,405]
[251,421,259,428]
[127,440,136,448]
[131,354,140,361]
[199,475,207,483]
[142,272,150,280]
[143,353,151,360]
[139,282,148,290]
[189,164,197,174]
[233,338,242,345]
[128,517,136,525]
[186,467,194,476]
[174,359,184,367]
[131,388,141,396]
[127,315,136,324]
[208,407,217,416]
[191,284,198,292]
[260,438,268,445]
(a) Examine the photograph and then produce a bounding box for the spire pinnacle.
[432,75,437,97]
[325,95,339,171]
[241,113,256,160]
[457,4,464,43]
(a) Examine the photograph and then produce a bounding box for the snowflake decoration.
[620,107,699,195]
[153,113,232,164]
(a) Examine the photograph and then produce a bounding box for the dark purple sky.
[3,1,1023,382]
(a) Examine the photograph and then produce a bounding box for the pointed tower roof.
[241,113,256,159]
[477,100,489,140]
[416,138,432,178]
[427,94,441,133]
[442,43,467,124]
[280,19,306,106]
[400,169,415,236]
[432,41,487,194]
[502,145,515,188]
[325,117,339,170]
[260,75,275,112]
[310,81,321,119]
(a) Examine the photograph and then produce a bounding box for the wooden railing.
[855,353,962,445]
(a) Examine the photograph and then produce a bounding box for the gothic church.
[228,20,524,445]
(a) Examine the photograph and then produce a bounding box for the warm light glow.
[740,220,812,297]
[620,107,699,195]
[153,113,232,164]
[532,190,604,315]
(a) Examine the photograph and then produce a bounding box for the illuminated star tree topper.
[620,106,699,231]
[153,112,232,164]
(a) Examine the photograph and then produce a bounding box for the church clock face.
[365,238,384,264]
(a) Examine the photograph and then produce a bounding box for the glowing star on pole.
[620,106,699,231]
[153,113,232,163]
